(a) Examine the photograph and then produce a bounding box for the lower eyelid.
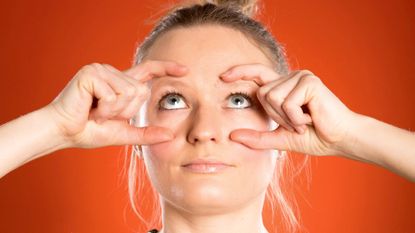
[156,92,256,109]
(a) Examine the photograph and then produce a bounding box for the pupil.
[234,97,243,105]
[168,96,178,105]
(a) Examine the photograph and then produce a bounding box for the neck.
[157,192,270,233]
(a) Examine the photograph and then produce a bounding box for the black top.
[148,229,159,233]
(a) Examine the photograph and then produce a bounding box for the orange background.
[0,0,414,232]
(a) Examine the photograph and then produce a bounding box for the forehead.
[144,25,274,87]
[145,25,273,69]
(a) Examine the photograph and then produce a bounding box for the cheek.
[141,139,184,198]
[143,139,182,165]
[143,110,188,161]
[143,106,275,184]
[226,111,277,190]
[224,107,272,144]
[236,147,277,188]
[144,107,272,162]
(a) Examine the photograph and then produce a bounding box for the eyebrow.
[151,76,259,90]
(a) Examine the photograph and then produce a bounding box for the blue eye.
[158,91,186,110]
[157,90,254,110]
[227,92,252,109]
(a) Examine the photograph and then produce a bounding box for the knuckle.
[90,62,102,69]
[79,63,108,81]
[300,69,314,76]
[266,91,284,105]
[290,70,302,76]
[281,101,292,112]
[282,104,301,125]
[102,63,112,70]
[77,67,100,84]
[80,64,97,74]
[257,87,267,98]
[301,74,321,85]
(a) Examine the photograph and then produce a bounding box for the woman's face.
[140,25,278,214]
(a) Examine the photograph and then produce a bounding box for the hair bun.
[196,0,260,17]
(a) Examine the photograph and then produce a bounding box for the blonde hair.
[123,1,311,232]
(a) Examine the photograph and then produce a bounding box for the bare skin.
[220,65,415,182]
[140,26,278,233]
[0,25,413,233]
[0,61,188,178]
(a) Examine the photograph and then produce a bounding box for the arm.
[0,106,69,178]
[337,112,415,182]
[0,61,186,179]
[220,67,415,182]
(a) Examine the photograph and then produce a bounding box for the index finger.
[220,64,281,86]
[123,60,188,82]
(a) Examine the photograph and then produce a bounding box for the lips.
[182,158,233,167]
[181,158,234,174]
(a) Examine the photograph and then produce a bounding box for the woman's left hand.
[220,64,358,156]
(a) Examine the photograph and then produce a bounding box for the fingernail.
[295,126,304,134]
[221,70,232,77]
[178,66,188,71]
[229,132,240,141]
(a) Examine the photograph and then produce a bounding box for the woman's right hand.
[44,61,188,149]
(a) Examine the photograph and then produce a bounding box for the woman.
[0,1,414,233]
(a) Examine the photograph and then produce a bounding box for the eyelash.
[230,91,254,106]
[157,90,183,111]
[157,90,255,110]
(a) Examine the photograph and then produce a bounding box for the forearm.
[338,112,415,182]
[0,107,70,178]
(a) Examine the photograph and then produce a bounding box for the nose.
[187,105,224,144]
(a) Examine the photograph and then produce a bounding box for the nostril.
[191,137,216,143]
[188,125,220,143]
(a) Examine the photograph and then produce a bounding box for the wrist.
[332,111,385,165]
[332,111,362,156]
[0,105,73,177]
[38,105,74,151]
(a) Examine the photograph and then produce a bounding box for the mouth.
[181,159,235,174]
[181,163,233,173]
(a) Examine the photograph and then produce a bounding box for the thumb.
[229,126,295,151]
[114,124,175,146]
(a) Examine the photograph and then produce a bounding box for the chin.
[143,144,276,215]
[169,186,239,215]
[162,173,250,215]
